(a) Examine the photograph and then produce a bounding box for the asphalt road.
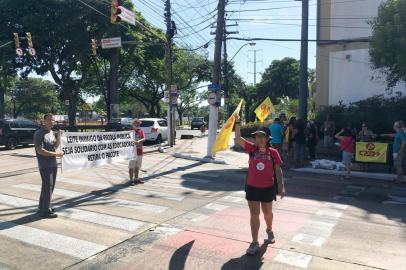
[0,136,405,270]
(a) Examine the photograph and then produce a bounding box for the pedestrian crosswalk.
[0,159,224,269]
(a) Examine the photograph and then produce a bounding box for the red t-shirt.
[133,128,145,156]
[339,136,354,153]
[245,141,283,188]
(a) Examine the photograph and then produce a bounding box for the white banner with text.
[61,131,135,172]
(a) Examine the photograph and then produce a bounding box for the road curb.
[172,152,227,164]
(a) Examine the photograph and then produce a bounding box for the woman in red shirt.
[335,128,355,179]
[234,113,286,255]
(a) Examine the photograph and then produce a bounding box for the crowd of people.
[267,114,406,182]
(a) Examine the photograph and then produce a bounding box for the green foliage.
[370,0,406,87]
[315,95,406,134]
[240,120,273,138]
[5,77,62,119]
[256,57,300,102]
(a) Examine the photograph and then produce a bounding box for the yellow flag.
[212,99,243,156]
[254,97,275,122]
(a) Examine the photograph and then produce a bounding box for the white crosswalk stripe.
[0,219,107,259]
[0,193,146,232]
[58,177,185,201]
[13,184,168,213]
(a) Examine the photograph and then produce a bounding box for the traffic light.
[111,0,121,24]
[91,39,97,56]
[26,32,33,48]
[13,33,20,48]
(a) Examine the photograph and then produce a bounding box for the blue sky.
[134,0,317,85]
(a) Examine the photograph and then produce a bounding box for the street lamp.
[230,42,256,62]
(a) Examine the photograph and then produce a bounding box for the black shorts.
[245,184,278,202]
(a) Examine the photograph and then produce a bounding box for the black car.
[0,119,40,149]
[191,117,206,130]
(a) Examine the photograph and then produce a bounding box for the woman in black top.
[293,119,306,167]
[306,120,318,160]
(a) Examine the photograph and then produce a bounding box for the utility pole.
[207,0,227,158]
[248,48,262,85]
[222,22,229,118]
[299,0,309,121]
[165,0,175,147]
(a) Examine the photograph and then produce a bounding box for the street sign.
[28,47,36,56]
[208,83,220,92]
[164,90,169,103]
[101,37,122,49]
[118,6,136,26]
[208,92,217,105]
[15,48,23,56]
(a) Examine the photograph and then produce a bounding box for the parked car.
[191,117,206,130]
[139,118,168,144]
[0,119,40,150]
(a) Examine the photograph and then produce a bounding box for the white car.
[139,118,168,144]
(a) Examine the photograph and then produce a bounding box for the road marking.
[274,250,312,268]
[182,213,209,222]
[0,219,107,259]
[220,196,244,203]
[13,184,168,213]
[324,202,348,210]
[204,203,229,211]
[382,200,406,205]
[316,208,343,218]
[292,233,326,247]
[0,193,146,232]
[58,177,185,201]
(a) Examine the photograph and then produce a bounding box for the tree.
[370,0,406,88]
[256,57,300,103]
[5,77,62,119]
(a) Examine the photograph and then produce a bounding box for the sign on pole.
[118,6,136,26]
[101,37,122,49]
[170,85,178,105]
[164,91,169,104]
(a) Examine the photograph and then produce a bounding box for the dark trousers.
[39,167,57,212]
[308,144,317,160]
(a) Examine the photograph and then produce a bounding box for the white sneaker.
[246,241,260,255]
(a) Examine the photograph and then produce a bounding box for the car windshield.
[140,121,154,127]
[192,118,203,122]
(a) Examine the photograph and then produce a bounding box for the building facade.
[315,0,406,107]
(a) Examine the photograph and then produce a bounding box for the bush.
[316,94,406,135]
[240,120,273,138]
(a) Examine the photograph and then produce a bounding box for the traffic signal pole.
[207,0,226,158]
[298,0,309,121]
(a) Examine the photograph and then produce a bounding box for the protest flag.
[212,99,243,156]
[254,97,275,122]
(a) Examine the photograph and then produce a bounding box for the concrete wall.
[329,49,406,105]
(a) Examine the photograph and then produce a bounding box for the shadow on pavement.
[169,240,195,270]
[221,243,268,270]
[181,169,246,192]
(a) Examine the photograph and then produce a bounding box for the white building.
[315,0,406,107]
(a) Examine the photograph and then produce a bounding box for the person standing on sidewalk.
[306,120,319,160]
[269,118,283,154]
[234,113,286,255]
[129,119,146,185]
[383,121,406,183]
[34,113,63,218]
[335,128,355,179]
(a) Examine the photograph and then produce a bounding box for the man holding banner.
[34,113,63,219]
[128,119,146,185]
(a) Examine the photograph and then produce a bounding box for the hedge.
[315,94,406,135]
[240,120,273,138]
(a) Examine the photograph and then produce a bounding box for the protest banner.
[355,142,388,163]
[61,131,135,172]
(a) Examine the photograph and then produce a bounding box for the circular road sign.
[28,47,36,56]
[15,48,23,56]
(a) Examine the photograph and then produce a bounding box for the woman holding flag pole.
[234,113,286,255]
